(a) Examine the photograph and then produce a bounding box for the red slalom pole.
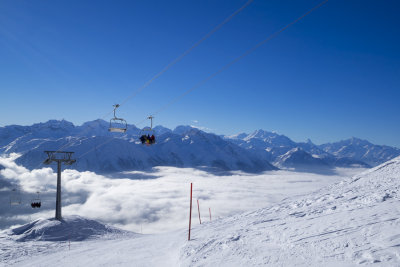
[188,183,193,241]
[209,207,211,221]
[197,199,201,224]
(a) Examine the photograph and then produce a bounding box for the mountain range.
[224,129,400,171]
[1,119,399,173]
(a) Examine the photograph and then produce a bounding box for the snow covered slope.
[181,155,400,266]
[2,157,399,266]
[6,215,131,242]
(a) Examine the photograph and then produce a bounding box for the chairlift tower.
[147,115,154,129]
[43,151,76,220]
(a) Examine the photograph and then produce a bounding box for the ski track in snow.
[1,157,400,266]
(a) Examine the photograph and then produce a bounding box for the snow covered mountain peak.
[1,120,399,173]
[245,129,272,140]
[153,125,172,136]
[320,137,400,166]
[173,125,196,135]
[226,132,248,140]
[34,119,74,128]
[275,146,331,171]
[279,147,310,161]
[244,129,295,147]
[80,119,109,128]
[348,136,371,146]
[31,119,74,132]
[30,119,75,135]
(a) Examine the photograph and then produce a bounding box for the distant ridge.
[319,137,400,166]
[0,120,398,173]
[225,129,399,169]
[0,120,276,173]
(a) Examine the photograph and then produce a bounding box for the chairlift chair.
[31,191,42,208]
[109,104,127,133]
[139,116,156,145]
[10,188,22,206]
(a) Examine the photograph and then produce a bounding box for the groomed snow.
[1,157,399,266]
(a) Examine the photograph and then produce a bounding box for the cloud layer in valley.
[0,154,365,233]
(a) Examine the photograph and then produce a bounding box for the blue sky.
[0,0,399,147]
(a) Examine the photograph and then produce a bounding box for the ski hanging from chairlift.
[139,115,156,145]
[109,104,127,133]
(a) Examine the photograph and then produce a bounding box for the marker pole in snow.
[188,183,192,241]
[209,208,211,221]
[197,199,201,224]
[43,151,76,221]
[56,160,62,220]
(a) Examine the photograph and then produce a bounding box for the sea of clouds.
[0,153,365,233]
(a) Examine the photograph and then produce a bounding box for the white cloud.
[0,155,365,234]
[0,155,56,193]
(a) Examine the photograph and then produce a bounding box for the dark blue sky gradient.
[0,0,399,146]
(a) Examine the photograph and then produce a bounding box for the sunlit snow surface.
[181,158,400,266]
[1,155,400,266]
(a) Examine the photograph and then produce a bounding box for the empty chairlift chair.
[10,188,22,206]
[109,104,127,133]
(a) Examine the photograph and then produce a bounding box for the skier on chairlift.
[31,202,41,208]
[140,135,147,144]
[30,192,42,208]
[139,115,156,145]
